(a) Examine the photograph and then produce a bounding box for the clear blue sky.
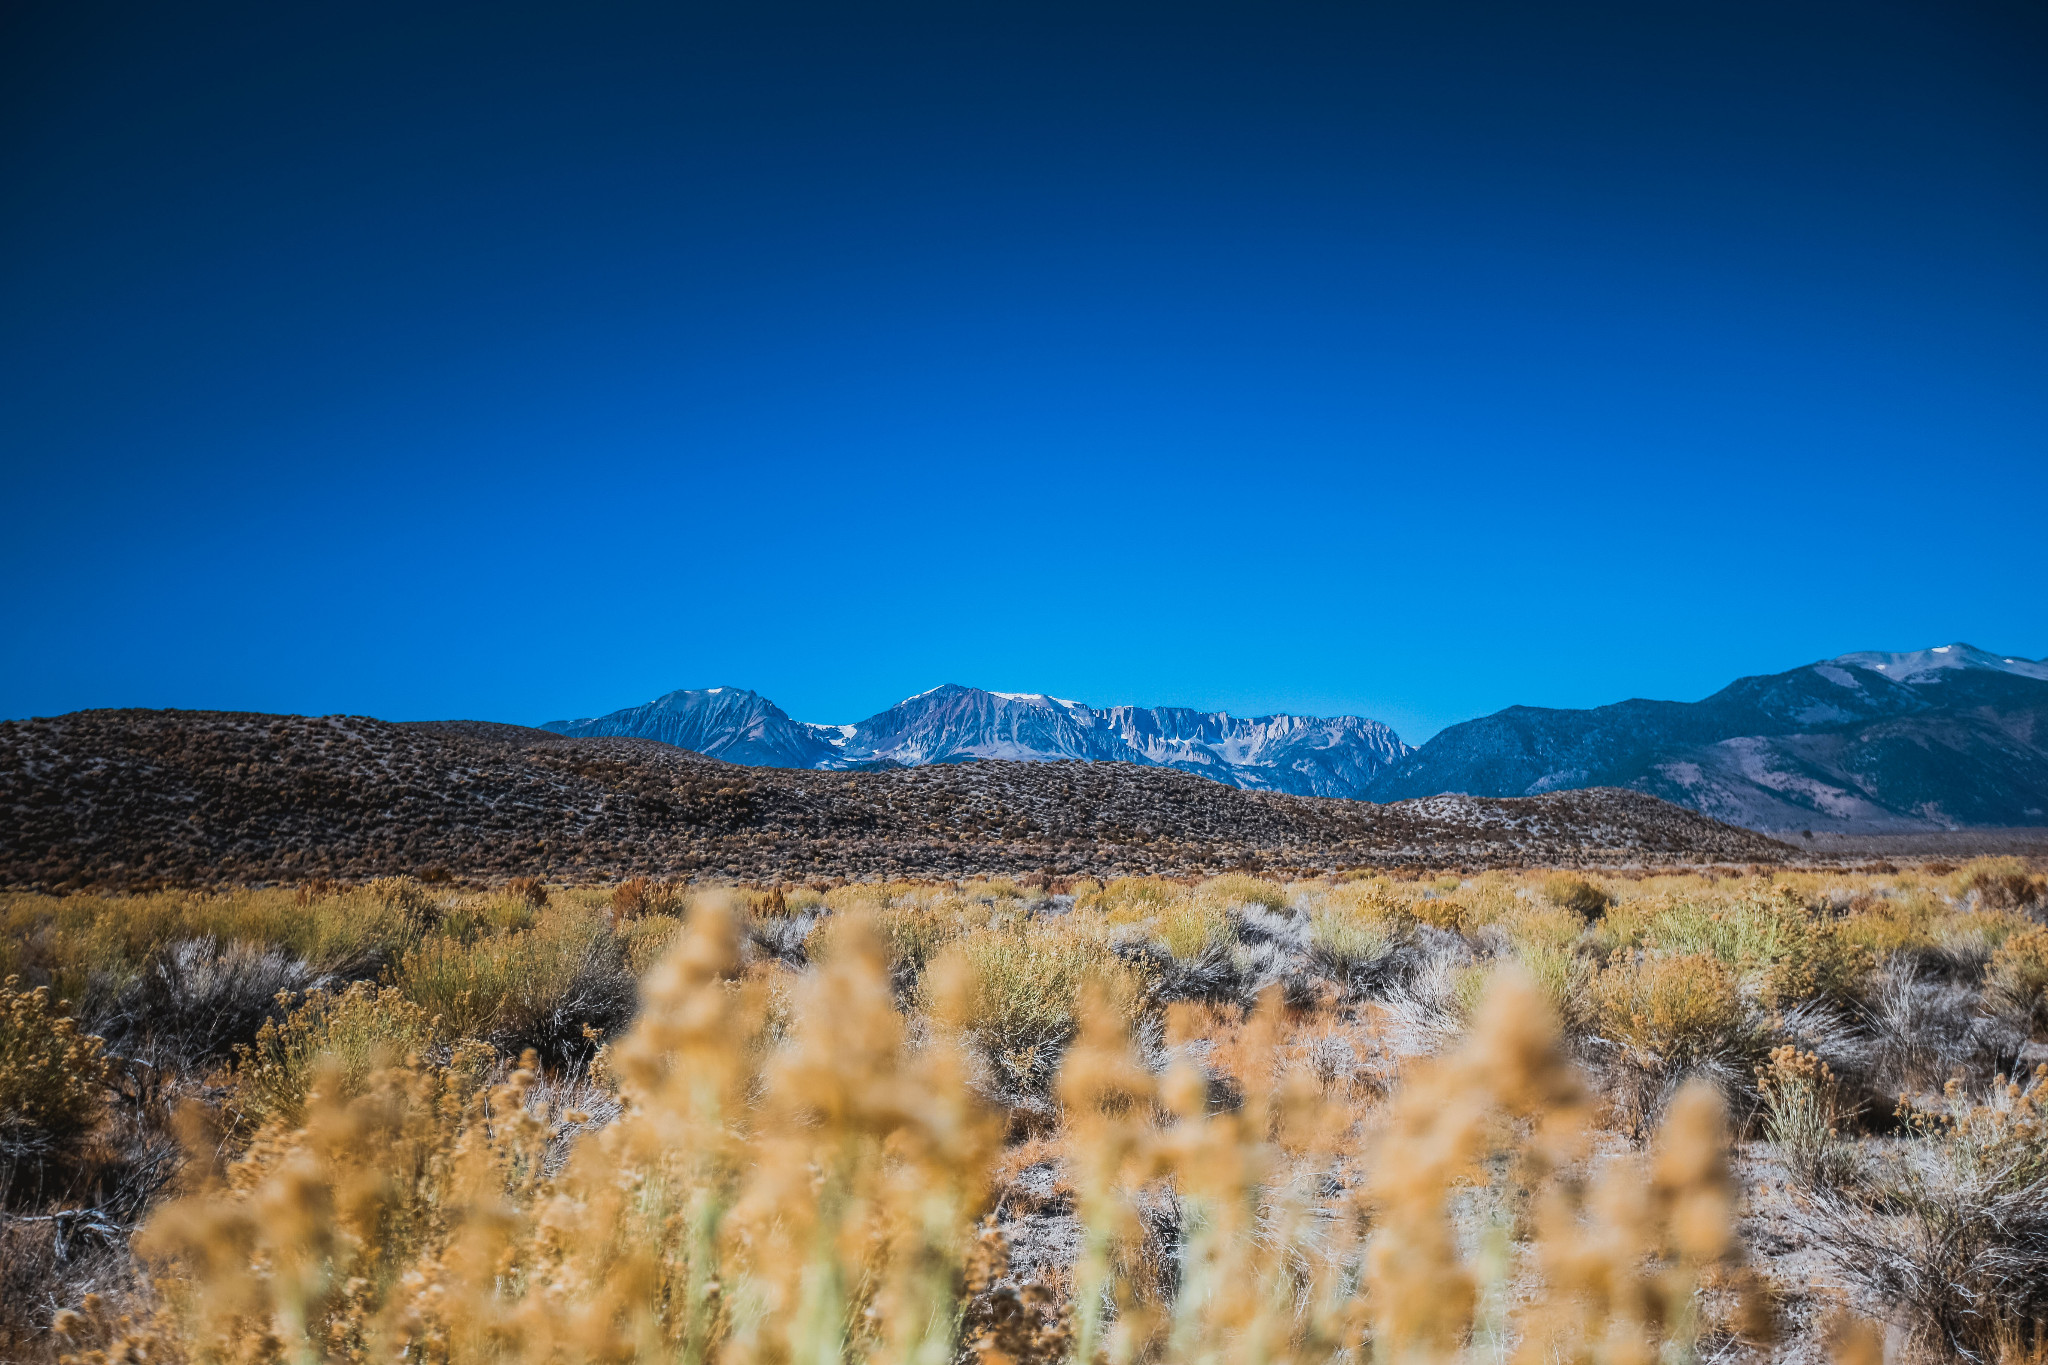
[3,1,2043,743]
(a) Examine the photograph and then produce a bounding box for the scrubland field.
[4,860,2047,1364]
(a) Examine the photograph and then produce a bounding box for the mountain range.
[545,643,2048,833]
[1365,644,2048,832]
[543,685,1411,798]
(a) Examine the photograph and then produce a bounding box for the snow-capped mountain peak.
[1831,643,2048,684]
[544,684,1412,797]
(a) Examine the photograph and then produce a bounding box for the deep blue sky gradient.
[3,1,2044,741]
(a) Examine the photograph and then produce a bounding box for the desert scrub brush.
[0,977,108,1163]
[1592,951,1767,1125]
[226,980,439,1132]
[1542,872,1612,920]
[394,904,634,1064]
[939,918,1136,1094]
[1987,925,2048,1040]
[1805,1067,2048,1360]
[1951,857,2045,913]
[1755,1044,1855,1188]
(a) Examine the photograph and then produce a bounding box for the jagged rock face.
[546,684,1413,797]
[1365,644,2048,833]
[1097,705,1409,797]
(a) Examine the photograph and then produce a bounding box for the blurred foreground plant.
[83,911,1809,1365]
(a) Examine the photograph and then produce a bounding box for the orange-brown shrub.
[1989,924,2048,1039]
[504,875,550,909]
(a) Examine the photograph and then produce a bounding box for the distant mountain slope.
[0,709,1785,888]
[539,687,843,767]
[545,684,1411,797]
[1363,644,2048,832]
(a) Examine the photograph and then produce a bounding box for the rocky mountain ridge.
[544,684,1411,798]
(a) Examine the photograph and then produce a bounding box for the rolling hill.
[0,708,1788,889]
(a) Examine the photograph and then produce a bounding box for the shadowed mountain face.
[1363,645,2048,832]
[544,684,1412,798]
[536,687,841,768]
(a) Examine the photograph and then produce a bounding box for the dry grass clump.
[1083,875,1181,921]
[1832,884,1949,960]
[1593,952,1763,1124]
[0,886,419,1017]
[365,875,443,928]
[1153,896,1233,962]
[394,904,635,1064]
[1755,1044,1854,1187]
[439,886,548,938]
[1475,901,1596,1025]
[1603,889,1872,1009]
[610,875,686,920]
[1195,872,1290,912]
[1405,890,1469,933]
[941,920,1135,1093]
[872,898,968,986]
[1809,1067,2048,1361]
[99,938,314,1070]
[503,874,550,908]
[619,913,686,975]
[1306,900,1404,980]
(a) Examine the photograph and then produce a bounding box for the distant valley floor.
[1791,826,2048,860]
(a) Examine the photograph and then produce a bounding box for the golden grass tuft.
[1195,872,1289,912]
[1755,1044,1853,1186]
[392,902,630,1057]
[611,875,686,920]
